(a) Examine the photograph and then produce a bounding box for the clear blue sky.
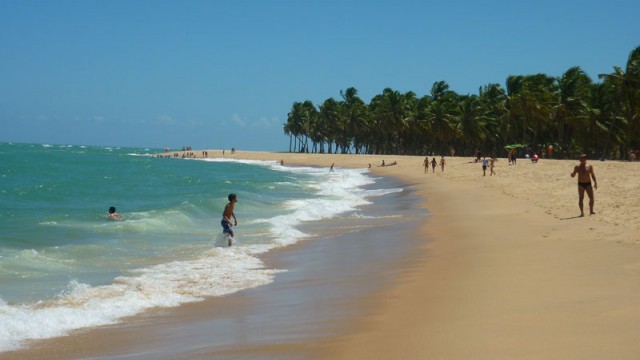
[1,0,638,151]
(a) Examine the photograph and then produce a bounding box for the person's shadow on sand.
[559,215,585,220]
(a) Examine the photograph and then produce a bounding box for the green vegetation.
[283,46,640,159]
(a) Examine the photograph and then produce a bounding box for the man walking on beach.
[221,194,238,246]
[570,154,597,216]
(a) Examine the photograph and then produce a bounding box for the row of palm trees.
[283,46,640,159]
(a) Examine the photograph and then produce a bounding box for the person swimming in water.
[107,206,122,220]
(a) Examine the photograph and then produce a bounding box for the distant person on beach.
[423,157,429,173]
[481,157,488,176]
[330,163,334,172]
[439,156,445,172]
[379,160,386,167]
[570,154,598,216]
[490,157,496,176]
[221,194,238,246]
[431,158,437,173]
[107,206,122,220]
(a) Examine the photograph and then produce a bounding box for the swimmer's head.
[109,206,116,214]
[228,194,237,202]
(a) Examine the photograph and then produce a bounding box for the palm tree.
[555,66,593,155]
[430,80,452,101]
[426,97,457,155]
[319,98,345,153]
[285,102,305,152]
[340,87,369,154]
[506,74,557,150]
[478,83,507,153]
[598,46,640,154]
[454,95,486,155]
[283,46,638,158]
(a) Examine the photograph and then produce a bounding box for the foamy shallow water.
[0,143,403,352]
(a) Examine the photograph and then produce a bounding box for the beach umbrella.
[504,144,527,149]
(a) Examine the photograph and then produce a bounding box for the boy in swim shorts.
[221,194,238,246]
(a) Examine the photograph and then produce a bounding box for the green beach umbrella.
[504,144,527,149]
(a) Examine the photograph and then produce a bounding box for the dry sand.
[9,150,640,359]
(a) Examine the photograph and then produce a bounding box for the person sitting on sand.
[107,206,122,220]
[379,160,386,167]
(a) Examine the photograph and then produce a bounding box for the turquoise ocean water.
[0,142,404,352]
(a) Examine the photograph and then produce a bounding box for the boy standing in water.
[221,194,238,246]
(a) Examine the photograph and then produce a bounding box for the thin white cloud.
[231,113,247,127]
[157,114,176,125]
[253,116,280,129]
[230,114,280,129]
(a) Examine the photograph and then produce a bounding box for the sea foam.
[0,155,402,353]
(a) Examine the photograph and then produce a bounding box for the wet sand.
[8,151,640,359]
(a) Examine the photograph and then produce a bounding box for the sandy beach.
[177,150,640,358]
[8,151,640,359]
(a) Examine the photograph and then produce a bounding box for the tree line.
[283,46,640,159]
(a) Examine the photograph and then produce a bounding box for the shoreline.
[5,155,425,359]
[8,150,640,359]
[173,150,640,358]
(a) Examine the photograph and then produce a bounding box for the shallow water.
[0,143,406,353]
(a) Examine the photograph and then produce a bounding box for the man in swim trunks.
[221,194,238,246]
[570,154,597,216]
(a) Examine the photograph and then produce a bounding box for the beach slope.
[216,151,640,359]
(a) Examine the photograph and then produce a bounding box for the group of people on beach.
[423,156,445,173]
[480,157,496,176]
[112,150,599,252]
